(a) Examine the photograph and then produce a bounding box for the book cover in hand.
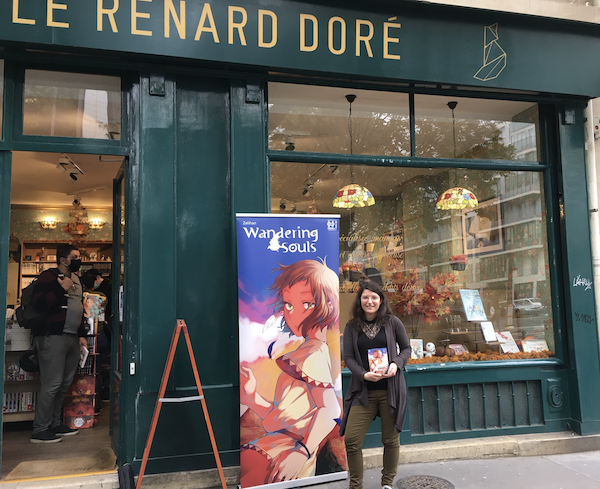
[410,339,424,359]
[495,331,520,353]
[459,289,488,321]
[368,347,389,373]
[79,345,89,369]
[480,321,496,342]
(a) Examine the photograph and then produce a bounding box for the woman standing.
[340,281,411,489]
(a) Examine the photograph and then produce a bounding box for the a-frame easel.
[135,319,227,489]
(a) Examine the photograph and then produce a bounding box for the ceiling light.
[333,94,375,209]
[436,187,478,210]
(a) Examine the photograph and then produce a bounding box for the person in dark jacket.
[340,281,411,489]
[30,244,88,444]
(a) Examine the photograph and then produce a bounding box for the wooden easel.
[135,319,227,489]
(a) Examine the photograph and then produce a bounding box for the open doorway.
[2,151,123,480]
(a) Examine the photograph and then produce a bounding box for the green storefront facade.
[0,0,599,478]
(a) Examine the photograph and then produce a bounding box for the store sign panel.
[236,213,346,489]
[1,0,600,96]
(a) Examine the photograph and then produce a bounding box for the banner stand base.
[241,471,348,489]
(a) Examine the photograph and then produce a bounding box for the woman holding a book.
[340,281,411,489]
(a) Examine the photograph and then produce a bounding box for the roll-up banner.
[236,213,347,489]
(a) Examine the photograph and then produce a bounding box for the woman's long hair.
[348,281,392,330]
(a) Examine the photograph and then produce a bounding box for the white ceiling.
[11,151,123,208]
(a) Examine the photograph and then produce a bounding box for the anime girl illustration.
[240,259,342,487]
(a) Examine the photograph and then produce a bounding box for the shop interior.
[269,83,554,363]
[2,151,123,480]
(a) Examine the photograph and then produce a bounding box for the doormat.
[4,447,116,480]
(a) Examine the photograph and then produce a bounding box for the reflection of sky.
[236,215,339,323]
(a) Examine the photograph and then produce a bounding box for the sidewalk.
[2,431,600,488]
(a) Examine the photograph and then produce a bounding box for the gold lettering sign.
[165,0,185,39]
[8,2,403,65]
[194,3,220,43]
[47,0,69,28]
[132,0,152,37]
[228,6,247,46]
[13,0,35,25]
[97,0,119,33]
[258,9,277,48]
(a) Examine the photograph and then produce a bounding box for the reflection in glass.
[415,95,539,161]
[271,162,554,361]
[0,59,4,137]
[24,70,121,140]
[268,83,410,156]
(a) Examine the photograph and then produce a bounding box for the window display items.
[424,342,436,357]
[459,289,487,322]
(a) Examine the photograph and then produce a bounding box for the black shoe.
[51,424,79,436]
[30,430,63,444]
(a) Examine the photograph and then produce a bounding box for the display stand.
[63,317,98,429]
[135,319,226,489]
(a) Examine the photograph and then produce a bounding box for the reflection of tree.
[269,112,411,156]
[389,268,459,338]
[416,118,517,161]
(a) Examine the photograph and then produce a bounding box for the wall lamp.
[89,218,104,230]
[40,218,58,230]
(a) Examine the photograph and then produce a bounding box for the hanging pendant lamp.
[333,94,375,209]
[436,187,478,210]
[436,101,478,210]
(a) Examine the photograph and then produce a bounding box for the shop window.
[271,162,554,364]
[415,95,540,161]
[23,70,121,140]
[0,59,4,137]
[268,83,410,156]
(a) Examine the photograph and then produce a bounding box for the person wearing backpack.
[30,244,88,444]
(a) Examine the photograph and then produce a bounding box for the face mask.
[68,258,82,272]
[93,281,101,290]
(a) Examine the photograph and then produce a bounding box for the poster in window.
[462,198,503,256]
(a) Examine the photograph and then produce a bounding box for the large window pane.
[24,70,121,140]
[269,83,410,156]
[271,162,555,363]
[415,95,540,161]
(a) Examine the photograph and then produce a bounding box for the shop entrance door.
[110,160,125,452]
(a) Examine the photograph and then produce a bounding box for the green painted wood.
[1,1,600,96]
[557,104,600,436]
[0,151,11,477]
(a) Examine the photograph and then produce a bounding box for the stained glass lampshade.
[333,184,375,208]
[436,187,478,210]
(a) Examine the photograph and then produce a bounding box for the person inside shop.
[30,244,87,444]
[339,281,411,489]
[81,269,112,404]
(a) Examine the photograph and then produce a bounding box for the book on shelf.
[459,289,488,321]
[410,339,424,360]
[495,331,520,353]
[521,339,549,353]
[448,344,469,355]
[479,321,496,342]
[368,347,389,373]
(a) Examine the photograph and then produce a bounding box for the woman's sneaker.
[51,424,79,436]
[30,430,63,444]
